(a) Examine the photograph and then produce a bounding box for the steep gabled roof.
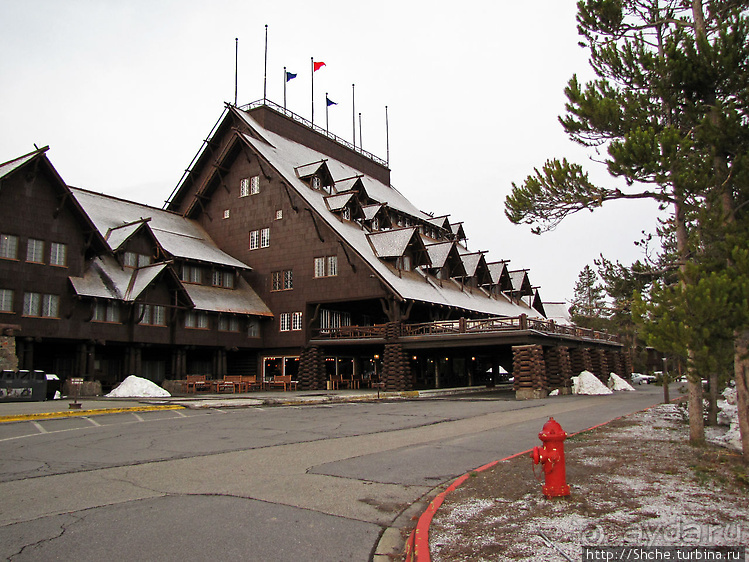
[71,187,250,270]
[69,255,171,302]
[182,277,273,316]
[325,192,355,212]
[367,227,422,259]
[0,147,48,180]
[105,219,151,251]
[194,104,542,318]
[508,269,533,297]
[423,241,467,277]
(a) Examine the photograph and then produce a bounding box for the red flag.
[313,61,326,72]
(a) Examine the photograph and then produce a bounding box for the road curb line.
[0,404,185,423]
[403,397,684,562]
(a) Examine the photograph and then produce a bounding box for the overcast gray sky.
[0,0,662,303]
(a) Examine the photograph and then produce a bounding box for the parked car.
[631,373,656,385]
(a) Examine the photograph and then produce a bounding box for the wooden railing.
[312,315,621,344]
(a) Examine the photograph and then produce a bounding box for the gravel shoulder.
[428,403,749,561]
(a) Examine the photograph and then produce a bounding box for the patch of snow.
[572,371,613,395]
[53,390,61,400]
[106,375,171,398]
[549,389,559,396]
[608,373,635,391]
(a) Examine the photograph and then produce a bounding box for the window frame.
[0,234,18,260]
[50,242,67,267]
[0,288,13,313]
[26,239,44,264]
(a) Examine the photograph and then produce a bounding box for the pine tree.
[504,0,749,452]
[569,265,609,331]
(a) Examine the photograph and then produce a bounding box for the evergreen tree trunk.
[706,372,719,427]
[735,330,749,463]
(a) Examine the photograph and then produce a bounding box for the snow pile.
[608,373,636,391]
[106,375,171,398]
[712,386,741,451]
[572,371,613,395]
[549,389,559,396]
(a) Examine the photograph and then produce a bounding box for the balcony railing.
[239,99,389,168]
[312,315,621,344]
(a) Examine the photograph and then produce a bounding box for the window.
[0,289,14,313]
[93,301,120,323]
[223,209,230,219]
[181,265,202,284]
[218,315,240,332]
[275,209,283,220]
[23,292,41,316]
[123,252,151,268]
[185,311,209,329]
[247,319,259,338]
[371,217,380,230]
[23,292,58,317]
[0,234,19,260]
[292,311,303,331]
[240,175,260,196]
[50,242,67,266]
[272,270,293,291]
[314,255,338,278]
[280,312,302,332]
[249,227,270,250]
[311,176,322,190]
[26,239,44,263]
[41,294,59,318]
[320,309,351,331]
[279,312,291,332]
[138,304,166,326]
[341,207,351,220]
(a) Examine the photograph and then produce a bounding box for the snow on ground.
[706,386,742,452]
[572,371,613,395]
[608,373,636,391]
[105,375,171,398]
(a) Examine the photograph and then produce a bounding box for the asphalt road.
[0,386,665,561]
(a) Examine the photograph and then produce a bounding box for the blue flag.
[286,71,297,82]
[326,96,337,107]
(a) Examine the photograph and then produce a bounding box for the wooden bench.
[240,375,263,391]
[185,375,210,393]
[266,375,296,391]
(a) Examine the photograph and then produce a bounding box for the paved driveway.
[0,386,664,561]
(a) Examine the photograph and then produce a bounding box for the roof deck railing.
[313,315,621,344]
[239,99,389,168]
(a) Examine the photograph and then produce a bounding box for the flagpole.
[311,57,314,125]
[234,38,238,106]
[325,92,329,133]
[352,84,356,145]
[358,112,362,150]
[283,66,287,110]
[385,105,390,166]
[263,25,268,103]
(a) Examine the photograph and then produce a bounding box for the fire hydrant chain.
[530,417,571,498]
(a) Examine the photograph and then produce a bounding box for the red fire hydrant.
[531,417,570,498]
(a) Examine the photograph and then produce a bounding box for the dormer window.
[341,207,351,221]
[371,217,380,230]
[123,251,151,268]
[311,176,322,190]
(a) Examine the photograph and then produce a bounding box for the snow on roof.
[295,160,326,178]
[460,252,484,277]
[362,204,384,221]
[182,277,272,316]
[70,187,250,270]
[509,270,530,291]
[487,261,509,285]
[0,148,45,181]
[105,220,148,251]
[424,241,454,269]
[69,256,168,301]
[367,227,418,258]
[333,176,361,192]
[544,302,573,325]
[324,192,354,212]
[233,108,541,318]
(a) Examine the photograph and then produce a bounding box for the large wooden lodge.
[0,101,629,393]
